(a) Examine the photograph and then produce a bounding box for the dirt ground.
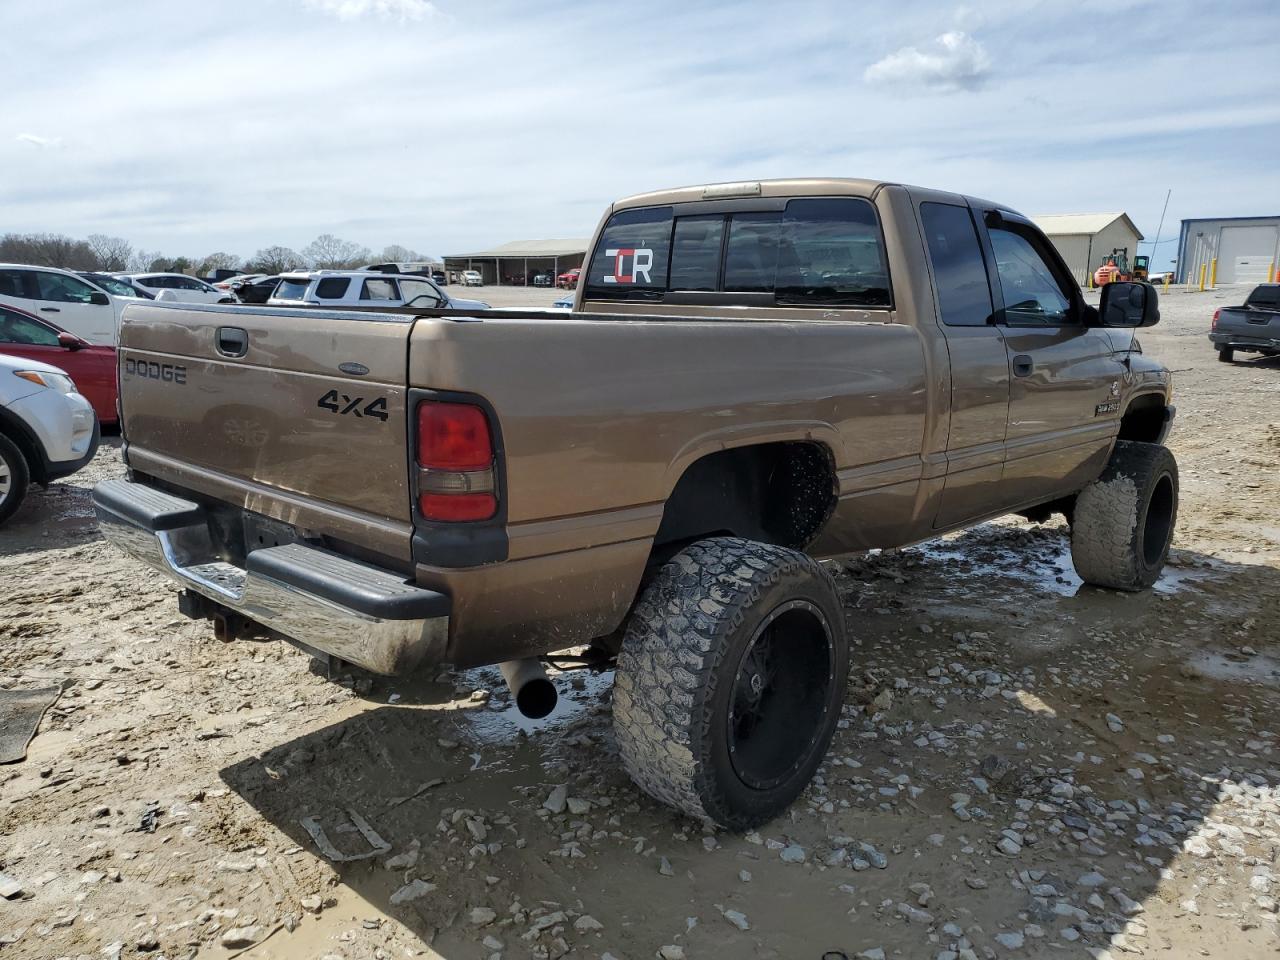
[2,285,1278,960]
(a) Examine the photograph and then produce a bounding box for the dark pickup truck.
[1211,283,1280,362]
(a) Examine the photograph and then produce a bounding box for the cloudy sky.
[4,0,1277,269]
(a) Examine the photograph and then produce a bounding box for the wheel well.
[652,442,837,561]
[1117,394,1167,444]
[0,411,46,484]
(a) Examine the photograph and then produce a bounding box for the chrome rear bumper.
[92,478,449,675]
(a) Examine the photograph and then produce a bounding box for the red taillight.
[416,400,496,521]
[418,401,492,470]
[1211,309,1220,330]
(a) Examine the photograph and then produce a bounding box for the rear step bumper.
[92,478,449,675]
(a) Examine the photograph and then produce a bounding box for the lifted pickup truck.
[1210,283,1280,362]
[94,178,1176,828]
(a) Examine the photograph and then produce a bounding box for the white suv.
[0,263,122,345]
[267,271,490,311]
[0,354,99,526]
[125,273,236,304]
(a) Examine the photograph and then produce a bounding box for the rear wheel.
[0,433,31,527]
[1071,441,1178,591]
[612,537,848,829]
[1217,347,1235,363]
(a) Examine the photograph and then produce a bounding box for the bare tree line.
[0,232,430,276]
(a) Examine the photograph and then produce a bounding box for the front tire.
[1071,441,1178,591]
[612,537,848,829]
[1217,347,1234,363]
[0,433,31,527]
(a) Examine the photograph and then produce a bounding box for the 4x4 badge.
[317,390,388,421]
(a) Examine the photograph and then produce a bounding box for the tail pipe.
[499,658,558,719]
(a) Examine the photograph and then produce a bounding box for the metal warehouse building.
[443,239,588,286]
[1032,213,1144,287]
[1176,216,1280,285]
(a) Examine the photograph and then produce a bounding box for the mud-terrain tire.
[1071,440,1178,591]
[1217,347,1234,363]
[0,433,30,527]
[612,537,848,829]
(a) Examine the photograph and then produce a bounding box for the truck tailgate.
[118,303,415,559]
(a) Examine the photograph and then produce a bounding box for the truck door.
[977,210,1122,506]
[915,198,1012,528]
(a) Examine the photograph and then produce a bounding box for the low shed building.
[1032,213,1144,287]
[1175,216,1280,285]
[444,239,589,286]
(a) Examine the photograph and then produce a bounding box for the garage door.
[1218,225,1278,283]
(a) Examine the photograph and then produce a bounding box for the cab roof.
[611,178,890,212]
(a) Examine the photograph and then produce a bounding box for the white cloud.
[864,31,991,91]
[15,133,61,148]
[304,0,433,20]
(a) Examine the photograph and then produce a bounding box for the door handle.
[1012,354,1034,377]
[216,326,248,358]
[40,307,61,313]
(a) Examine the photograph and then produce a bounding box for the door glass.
[989,228,1072,325]
[723,213,782,292]
[669,216,724,291]
[920,203,994,327]
[314,277,351,299]
[0,308,60,345]
[397,279,442,306]
[360,278,398,301]
[35,271,99,304]
[0,269,29,299]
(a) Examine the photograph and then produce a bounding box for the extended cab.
[1210,282,1280,362]
[93,179,1176,828]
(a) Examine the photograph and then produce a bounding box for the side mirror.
[88,291,111,306]
[57,331,84,351]
[1099,281,1160,328]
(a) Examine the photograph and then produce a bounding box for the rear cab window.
[1246,285,1280,309]
[583,196,891,309]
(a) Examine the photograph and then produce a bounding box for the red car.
[556,268,581,289]
[0,303,117,425]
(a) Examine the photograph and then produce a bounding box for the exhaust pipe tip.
[498,658,559,719]
[514,677,558,719]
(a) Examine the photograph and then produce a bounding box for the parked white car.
[125,273,237,304]
[461,270,484,286]
[0,263,121,345]
[0,353,99,526]
[266,271,490,311]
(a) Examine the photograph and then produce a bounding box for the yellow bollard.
[1199,263,1207,291]
[1163,274,1170,291]
[1269,262,1276,283]
[1210,258,1218,287]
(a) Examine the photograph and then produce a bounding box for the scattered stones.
[470,907,497,925]
[994,931,1024,950]
[658,946,686,960]
[389,879,436,904]
[779,844,806,863]
[220,926,263,949]
[543,785,569,814]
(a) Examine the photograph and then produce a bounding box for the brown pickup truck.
[94,178,1176,828]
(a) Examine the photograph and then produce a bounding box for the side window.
[775,198,890,307]
[397,279,442,306]
[314,277,351,299]
[920,202,994,327]
[668,216,724,292]
[0,269,30,299]
[35,271,98,304]
[989,227,1072,326]
[0,308,60,345]
[176,277,201,290]
[137,276,164,288]
[724,213,782,292]
[583,206,673,301]
[360,278,398,301]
